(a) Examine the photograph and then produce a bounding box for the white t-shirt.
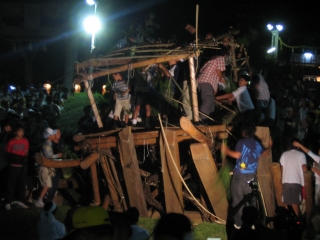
[232,86,254,113]
[280,149,306,185]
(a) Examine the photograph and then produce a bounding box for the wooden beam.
[35,152,80,168]
[304,171,313,229]
[270,162,285,207]
[161,130,183,213]
[80,152,99,169]
[118,127,148,216]
[90,162,101,205]
[190,143,228,221]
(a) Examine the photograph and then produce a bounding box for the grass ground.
[0,206,227,240]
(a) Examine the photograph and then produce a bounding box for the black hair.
[239,74,251,82]
[125,207,140,225]
[242,123,256,138]
[153,213,192,240]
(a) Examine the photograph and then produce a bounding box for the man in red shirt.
[4,124,29,210]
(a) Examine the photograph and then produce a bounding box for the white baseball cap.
[43,128,57,139]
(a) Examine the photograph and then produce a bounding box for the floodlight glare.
[86,0,96,5]
[276,25,283,31]
[304,53,313,58]
[84,16,101,34]
[267,24,273,31]
[267,47,276,53]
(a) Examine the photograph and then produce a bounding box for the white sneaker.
[11,201,29,209]
[234,224,241,229]
[5,203,11,210]
[33,199,44,208]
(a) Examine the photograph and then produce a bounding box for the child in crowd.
[4,124,29,210]
[111,72,131,129]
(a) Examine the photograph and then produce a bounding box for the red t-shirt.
[5,138,29,156]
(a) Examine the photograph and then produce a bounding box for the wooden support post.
[100,155,123,212]
[84,80,103,128]
[80,152,99,169]
[118,127,147,216]
[160,130,183,213]
[270,162,285,207]
[190,143,228,221]
[188,57,199,122]
[255,127,276,227]
[230,38,238,82]
[304,171,313,228]
[90,162,101,205]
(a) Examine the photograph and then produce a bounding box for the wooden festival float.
[35,32,314,228]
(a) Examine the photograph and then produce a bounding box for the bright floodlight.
[304,53,313,58]
[267,47,276,53]
[86,0,96,5]
[276,25,283,31]
[267,24,273,31]
[84,16,101,34]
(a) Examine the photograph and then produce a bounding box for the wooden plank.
[118,127,148,216]
[161,130,183,213]
[90,162,101,205]
[190,143,228,221]
[270,162,285,207]
[304,171,313,228]
[255,126,276,227]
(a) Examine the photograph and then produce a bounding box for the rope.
[279,37,320,50]
[158,114,226,224]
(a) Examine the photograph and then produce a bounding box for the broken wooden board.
[118,127,148,216]
[180,116,214,147]
[160,130,183,213]
[255,126,276,228]
[190,143,228,221]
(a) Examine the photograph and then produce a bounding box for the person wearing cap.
[38,201,66,240]
[63,206,115,240]
[216,75,255,124]
[34,127,62,208]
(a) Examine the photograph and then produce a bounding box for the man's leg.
[198,83,215,121]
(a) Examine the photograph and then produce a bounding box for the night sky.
[0,0,318,88]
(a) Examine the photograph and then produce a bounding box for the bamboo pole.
[90,162,101,205]
[74,54,196,83]
[188,57,199,122]
[83,81,103,128]
[80,152,99,169]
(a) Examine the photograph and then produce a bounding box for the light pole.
[267,24,283,60]
[84,0,101,53]
[82,0,103,129]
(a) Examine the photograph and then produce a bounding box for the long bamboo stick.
[188,57,199,122]
[74,53,196,83]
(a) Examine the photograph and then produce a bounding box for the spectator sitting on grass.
[63,206,115,240]
[126,207,149,240]
[153,213,193,240]
[38,201,66,240]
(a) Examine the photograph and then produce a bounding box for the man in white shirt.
[280,139,307,217]
[215,74,255,124]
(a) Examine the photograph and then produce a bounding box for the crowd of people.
[1,23,320,240]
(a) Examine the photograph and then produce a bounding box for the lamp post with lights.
[82,0,103,129]
[267,24,283,60]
